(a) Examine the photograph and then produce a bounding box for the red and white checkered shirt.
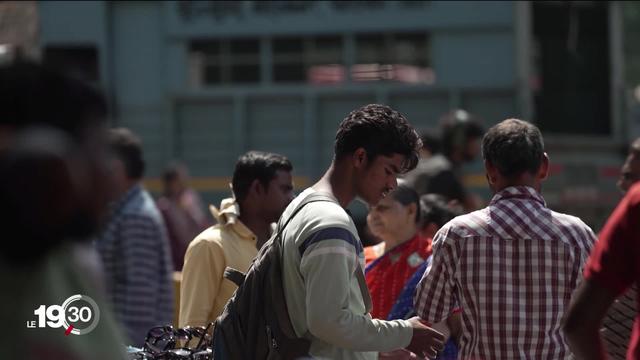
[414,186,596,359]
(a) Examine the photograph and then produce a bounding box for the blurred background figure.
[416,130,442,162]
[418,194,462,241]
[403,110,484,212]
[94,128,174,347]
[156,162,211,271]
[179,151,294,328]
[0,60,126,359]
[364,183,461,359]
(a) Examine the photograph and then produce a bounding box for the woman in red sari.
[365,186,461,359]
[364,184,430,320]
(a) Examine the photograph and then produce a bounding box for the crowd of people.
[2,59,640,360]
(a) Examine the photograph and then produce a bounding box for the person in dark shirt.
[404,110,484,212]
[0,60,126,360]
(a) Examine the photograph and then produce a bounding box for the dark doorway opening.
[532,1,610,135]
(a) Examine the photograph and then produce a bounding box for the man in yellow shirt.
[179,151,294,327]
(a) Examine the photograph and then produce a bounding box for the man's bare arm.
[563,279,618,360]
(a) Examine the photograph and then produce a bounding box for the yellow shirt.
[178,198,257,328]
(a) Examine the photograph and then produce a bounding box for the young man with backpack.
[214,104,445,359]
[298,104,449,357]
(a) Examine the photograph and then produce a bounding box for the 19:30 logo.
[27,294,100,335]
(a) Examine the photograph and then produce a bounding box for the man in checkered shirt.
[414,119,596,359]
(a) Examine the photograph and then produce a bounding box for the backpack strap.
[355,265,373,314]
[269,192,335,345]
[289,192,373,315]
[222,191,334,284]
[274,191,336,239]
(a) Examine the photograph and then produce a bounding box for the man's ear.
[484,159,498,185]
[407,202,418,221]
[248,178,264,198]
[352,147,368,169]
[538,153,550,181]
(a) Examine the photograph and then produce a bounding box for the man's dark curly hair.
[232,150,292,204]
[482,118,544,179]
[334,104,422,173]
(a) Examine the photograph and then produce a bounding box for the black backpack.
[213,192,372,360]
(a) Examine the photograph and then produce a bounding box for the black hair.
[232,151,292,203]
[334,104,422,173]
[389,183,421,223]
[481,118,545,179]
[0,60,107,136]
[419,193,461,228]
[108,128,145,180]
[163,161,186,184]
[440,109,484,157]
[0,60,108,264]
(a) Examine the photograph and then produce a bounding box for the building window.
[188,32,432,86]
[189,39,260,86]
[273,37,305,83]
[354,32,433,84]
[273,35,344,84]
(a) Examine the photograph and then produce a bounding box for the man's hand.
[406,317,445,359]
[447,312,462,344]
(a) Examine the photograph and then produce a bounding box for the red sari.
[364,234,432,320]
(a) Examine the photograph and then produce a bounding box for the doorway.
[531,1,611,135]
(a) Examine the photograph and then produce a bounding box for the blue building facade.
[37,1,628,228]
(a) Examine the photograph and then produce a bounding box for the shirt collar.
[209,197,257,242]
[489,185,546,207]
[109,184,142,216]
[231,220,257,242]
